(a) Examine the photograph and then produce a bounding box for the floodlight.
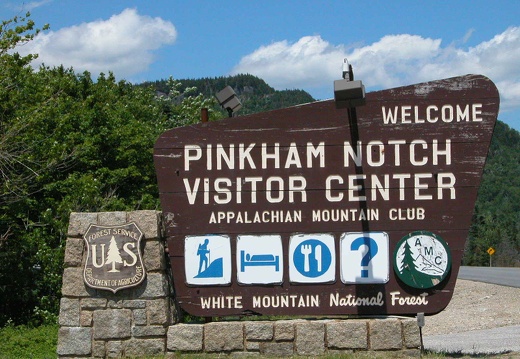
[216,86,242,117]
[334,59,366,108]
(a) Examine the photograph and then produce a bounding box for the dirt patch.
[423,279,520,336]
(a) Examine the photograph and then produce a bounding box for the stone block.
[61,267,90,297]
[167,324,203,352]
[57,327,92,356]
[106,340,122,358]
[124,338,165,357]
[108,299,124,309]
[123,299,147,309]
[245,321,273,341]
[81,298,107,310]
[133,308,147,325]
[68,212,98,237]
[259,342,294,356]
[148,298,169,325]
[143,239,165,272]
[92,340,105,358]
[402,319,421,348]
[63,238,84,267]
[59,298,80,327]
[274,320,294,341]
[80,310,93,327]
[204,322,244,352]
[93,309,132,339]
[246,340,260,351]
[132,325,167,337]
[127,210,162,239]
[295,321,325,355]
[369,318,403,350]
[98,211,127,225]
[139,272,168,298]
[326,319,368,349]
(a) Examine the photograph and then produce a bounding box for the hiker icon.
[197,238,210,274]
[185,235,231,285]
[195,238,223,278]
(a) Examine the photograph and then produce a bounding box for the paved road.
[424,266,520,355]
[458,266,520,288]
[424,325,520,355]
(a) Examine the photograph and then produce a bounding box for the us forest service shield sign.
[83,222,146,293]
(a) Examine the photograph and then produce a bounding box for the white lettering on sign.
[381,104,483,124]
[343,139,451,167]
[252,294,320,308]
[184,142,325,171]
[389,207,426,221]
[312,208,379,222]
[390,291,429,306]
[181,138,457,209]
[325,173,455,202]
[329,292,384,307]
[209,210,302,224]
[195,291,435,309]
[200,296,243,309]
[183,176,307,205]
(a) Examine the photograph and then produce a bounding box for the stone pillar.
[57,210,173,358]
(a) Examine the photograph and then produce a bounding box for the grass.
[0,324,58,359]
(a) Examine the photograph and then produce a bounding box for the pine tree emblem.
[106,236,123,272]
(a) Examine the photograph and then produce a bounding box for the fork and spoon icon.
[300,243,322,272]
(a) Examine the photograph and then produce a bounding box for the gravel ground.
[423,279,520,336]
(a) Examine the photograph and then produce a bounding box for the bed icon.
[236,234,283,285]
[240,251,280,272]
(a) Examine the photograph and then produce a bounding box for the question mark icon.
[350,237,378,278]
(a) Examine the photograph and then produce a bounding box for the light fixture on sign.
[334,58,366,108]
[215,86,242,117]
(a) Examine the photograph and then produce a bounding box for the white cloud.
[6,0,52,12]
[231,28,520,113]
[232,36,346,91]
[16,8,177,78]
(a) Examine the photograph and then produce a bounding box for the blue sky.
[2,1,520,130]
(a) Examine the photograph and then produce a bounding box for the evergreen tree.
[105,237,122,273]
[399,239,417,285]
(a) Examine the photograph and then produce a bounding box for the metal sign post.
[487,247,496,267]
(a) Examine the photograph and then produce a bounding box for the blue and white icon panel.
[289,233,335,283]
[340,232,389,284]
[236,234,283,285]
[185,234,231,286]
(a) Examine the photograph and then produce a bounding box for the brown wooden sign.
[154,75,499,317]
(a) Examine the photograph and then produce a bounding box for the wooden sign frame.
[154,75,499,317]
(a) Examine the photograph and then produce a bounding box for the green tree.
[0,13,49,204]
[0,14,217,326]
[466,121,520,266]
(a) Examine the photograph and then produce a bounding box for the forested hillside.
[466,121,520,266]
[142,74,315,115]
